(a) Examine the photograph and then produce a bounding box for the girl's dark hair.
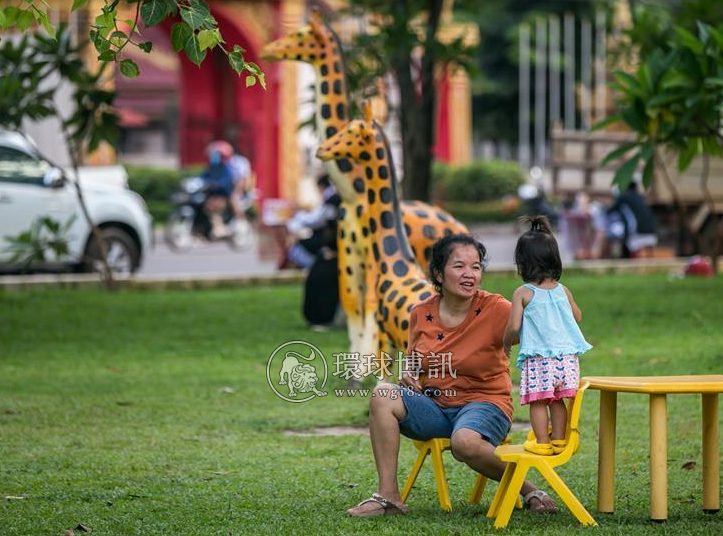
[514,215,562,283]
[428,234,487,294]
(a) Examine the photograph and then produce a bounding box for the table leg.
[650,394,667,521]
[702,393,720,513]
[597,391,617,513]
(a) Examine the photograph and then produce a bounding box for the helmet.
[206,140,234,161]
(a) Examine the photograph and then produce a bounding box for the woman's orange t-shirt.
[404,289,513,421]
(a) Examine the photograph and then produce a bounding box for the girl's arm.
[503,286,527,356]
[563,285,583,322]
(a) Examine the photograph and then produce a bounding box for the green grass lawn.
[1,273,722,535]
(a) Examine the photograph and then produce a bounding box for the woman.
[347,234,557,517]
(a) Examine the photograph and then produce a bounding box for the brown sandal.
[346,493,410,518]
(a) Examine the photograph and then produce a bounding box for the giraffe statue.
[317,102,438,354]
[261,9,466,359]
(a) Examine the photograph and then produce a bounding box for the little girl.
[503,216,592,455]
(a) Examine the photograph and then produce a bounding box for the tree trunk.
[700,153,721,273]
[390,0,443,202]
[656,149,701,256]
[65,134,116,290]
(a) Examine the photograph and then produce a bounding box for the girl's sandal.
[523,439,553,455]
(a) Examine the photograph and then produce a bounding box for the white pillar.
[534,18,547,165]
[595,10,607,123]
[581,17,592,130]
[518,23,531,168]
[564,12,575,130]
[549,15,560,128]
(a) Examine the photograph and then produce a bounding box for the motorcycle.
[164,176,256,251]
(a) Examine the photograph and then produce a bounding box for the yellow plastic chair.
[401,437,522,511]
[486,381,597,528]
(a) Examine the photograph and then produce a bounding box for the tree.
[0,0,264,86]
[598,20,723,271]
[0,26,121,287]
[344,0,475,202]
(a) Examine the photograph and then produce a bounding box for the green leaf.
[641,152,655,188]
[4,6,18,27]
[621,104,649,135]
[71,0,89,11]
[0,8,7,29]
[678,140,698,172]
[36,10,56,38]
[140,0,169,27]
[184,34,206,66]
[98,50,116,61]
[675,26,704,55]
[171,22,192,53]
[197,29,220,51]
[228,47,245,75]
[138,41,153,53]
[180,0,210,31]
[245,75,256,87]
[591,114,622,132]
[119,58,140,78]
[601,142,638,167]
[613,153,640,189]
[257,72,266,90]
[613,71,641,93]
[17,10,34,31]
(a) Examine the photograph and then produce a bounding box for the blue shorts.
[392,385,511,446]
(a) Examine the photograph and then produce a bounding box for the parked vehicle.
[164,176,255,251]
[0,130,153,274]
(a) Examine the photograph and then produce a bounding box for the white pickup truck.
[0,130,152,273]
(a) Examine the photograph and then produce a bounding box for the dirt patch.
[284,426,369,437]
[285,421,530,437]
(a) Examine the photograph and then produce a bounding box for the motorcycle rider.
[202,141,236,238]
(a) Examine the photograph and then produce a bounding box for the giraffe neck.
[313,29,350,138]
[363,123,416,267]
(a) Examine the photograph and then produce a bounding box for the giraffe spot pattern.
[387,290,398,303]
[393,260,409,277]
[360,151,371,161]
[367,189,375,205]
[353,178,364,193]
[378,166,388,179]
[380,211,394,229]
[326,127,337,138]
[336,104,345,120]
[320,81,329,94]
[395,296,408,309]
[321,104,331,119]
[422,224,437,240]
[337,158,352,172]
[380,262,388,274]
[379,187,392,203]
[383,236,399,256]
[321,65,329,76]
[380,280,392,293]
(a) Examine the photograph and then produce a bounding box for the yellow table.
[583,375,723,521]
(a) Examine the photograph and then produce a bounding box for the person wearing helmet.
[201,141,236,237]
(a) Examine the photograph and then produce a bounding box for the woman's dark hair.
[514,215,562,283]
[428,234,487,294]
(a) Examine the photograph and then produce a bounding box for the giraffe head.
[316,102,376,164]
[260,9,336,65]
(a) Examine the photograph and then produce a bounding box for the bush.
[442,199,518,223]
[125,166,202,223]
[434,159,525,203]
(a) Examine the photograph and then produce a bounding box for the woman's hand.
[399,371,423,392]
